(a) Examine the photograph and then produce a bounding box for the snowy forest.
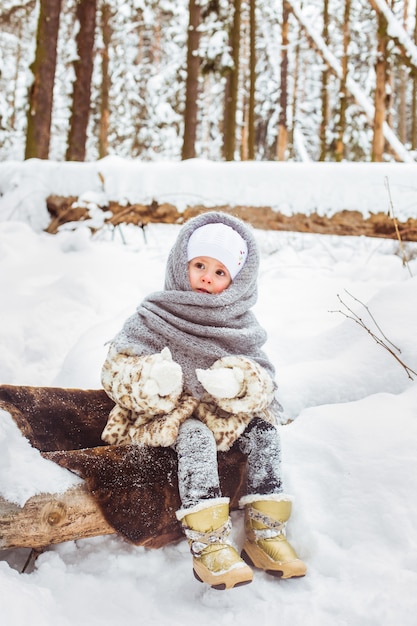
[2,1,417,622]
[1,0,417,164]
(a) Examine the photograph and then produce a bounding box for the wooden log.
[0,446,248,551]
[0,384,249,551]
[0,484,115,550]
[43,444,247,548]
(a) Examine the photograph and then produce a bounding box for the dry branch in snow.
[331,290,417,380]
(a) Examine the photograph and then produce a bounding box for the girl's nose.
[202,272,212,283]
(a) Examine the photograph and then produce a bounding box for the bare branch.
[330,291,417,380]
[384,176,413,277]
[343,288,401,352]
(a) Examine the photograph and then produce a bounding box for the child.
[101,211,306,590]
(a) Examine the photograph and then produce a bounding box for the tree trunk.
[335,0,351,161]
[247,0,256,160]
[395,0,407,144]
[277,0,289,161]
[223,0,241,161]
[319,0,329,161]
[288,0,411,162]
[99,2,111,159]
[181,0,201,160]
[240,7,249,160]
[290,15,301,159]
[66,0,97,161]
[9,20,25,130]
[25,0,62,160]
[372,10,388,162]
[412,6,417,150]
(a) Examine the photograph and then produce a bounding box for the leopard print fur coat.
[101,349,276,450]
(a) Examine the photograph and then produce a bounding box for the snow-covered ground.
[1,159,417,625]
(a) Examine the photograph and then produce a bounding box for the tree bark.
[240,7,249,160]
[319,0,329,161]
[181,0,201,160]
[395,0,407,144]
[247,0,256,160]
[277,0,289,161]
[98,3,111,159]
[10,21,24,130]
[0,486,114,550]
[335,0,351,161]
[66,0,97,161]
[412,5,417,149]
[290,15,301,159]
[372,10,388,162]
[223,0,241,161]
[25,0,62,159]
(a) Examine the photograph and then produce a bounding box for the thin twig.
[343,289,401,352]
[330,291,417,380]
[384,176,413,277]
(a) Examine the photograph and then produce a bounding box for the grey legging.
[174,417,283,510]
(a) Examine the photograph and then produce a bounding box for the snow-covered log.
[0,385,248,551]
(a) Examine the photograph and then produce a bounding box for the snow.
[1,157,417,231]
[1,158,417,625]
[372,0,417,66]
[0,410,83,508]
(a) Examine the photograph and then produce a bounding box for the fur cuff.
[238,493,294,508]
[176,497,230,521]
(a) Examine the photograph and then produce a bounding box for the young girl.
[101,211,306,590]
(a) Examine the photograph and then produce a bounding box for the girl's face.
[188,256,232,294]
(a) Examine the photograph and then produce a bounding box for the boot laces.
[247,506,286,540]
[184,517,232,557]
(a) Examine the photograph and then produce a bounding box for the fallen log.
[0,485,115,550]
[0,385,248,551]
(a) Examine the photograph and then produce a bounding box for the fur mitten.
[102,345,183,415]
[196,355,274,415]
[194,398,254,451]
[101,394,198,447]
[129,394,198,447]
[101,404,133,445]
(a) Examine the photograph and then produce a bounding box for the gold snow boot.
[240,496,307,579]
[177,498,253,590]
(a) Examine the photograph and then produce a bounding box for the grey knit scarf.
[113,211,275,398]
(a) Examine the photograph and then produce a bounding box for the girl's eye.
[196,262,205,269]
[216,270,225,276]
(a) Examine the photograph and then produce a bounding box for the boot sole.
[241,547,306,579]
[193,569,253,590]
[193,564,253,590]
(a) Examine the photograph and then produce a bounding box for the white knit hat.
[187,222,248,280]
